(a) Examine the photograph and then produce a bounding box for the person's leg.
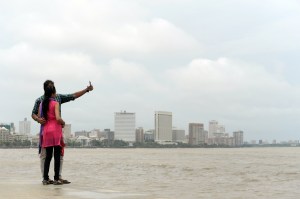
[43,147,53,183]
[40,147,46,177]
[53,146,61,181]
[58,147,71,184]
[59,154,63,178]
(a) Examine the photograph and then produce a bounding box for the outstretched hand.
[87,81,93,92]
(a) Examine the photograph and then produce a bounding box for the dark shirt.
[32,94,75,116]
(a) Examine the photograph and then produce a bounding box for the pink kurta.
[42,100,62,147]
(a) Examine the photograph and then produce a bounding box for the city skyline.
[1,1,300,141]
[2,112,295,143]
[3,115,300,144]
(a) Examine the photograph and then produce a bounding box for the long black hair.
[42,84,56,120]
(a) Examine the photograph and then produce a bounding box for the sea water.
[1,147,300,199]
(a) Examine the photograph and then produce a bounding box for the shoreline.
[0,144,299,149]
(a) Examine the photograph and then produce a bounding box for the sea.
[1,147,300,199]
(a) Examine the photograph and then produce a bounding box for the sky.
[1,0,300,141]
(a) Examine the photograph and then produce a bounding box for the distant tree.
[90,140,102,147]
[112,140,129,148]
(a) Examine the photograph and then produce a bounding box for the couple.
[31,80,93,185]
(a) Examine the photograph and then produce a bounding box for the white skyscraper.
[208,120,226,138]
[19,118,31,135]
[208,120,218,138]
[155,111,172,142]
[114,111,136,142]
[233,131,244,146]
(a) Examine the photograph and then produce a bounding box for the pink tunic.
[42,100,62,147]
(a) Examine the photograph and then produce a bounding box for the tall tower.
[135,127,144,143]
[19,118,31,135]
[208,120,218,138]
[155,111,172,142]
[233,131,244,146]
[189,123,206,145]
[114,111,136,142]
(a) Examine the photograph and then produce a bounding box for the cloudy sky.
[1,0,300,141]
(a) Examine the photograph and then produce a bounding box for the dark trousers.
[43,146,61,181]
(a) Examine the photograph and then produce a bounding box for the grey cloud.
[0,0,300,141]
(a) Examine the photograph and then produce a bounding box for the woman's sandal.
[53,180,63,185]
[59,178,71,184]
[42,179,52,185]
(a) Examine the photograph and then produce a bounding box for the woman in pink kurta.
[42,100,63,147]
[39,84,65,185]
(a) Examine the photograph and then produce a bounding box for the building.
[208,120,226,138]
[209,135,227,146]
[172,128,185,143]
[75,130,89,137]
[225,137,235,147]
[233,131,244,146]
[99,129,114,146]
[218,125,226,134]
[114,111,136,142]
[155,111,172,142]
[0,123,15,134]
[102,129,114,141]
[12,134,29,142]
[0,127,13,142]
[203,130,209,144]
[19,118,31,135]
[76,136,90,147]
[63,124,72,139]
[89,129,101,139]
[144,129,155,142]
[135,127,144,143]
[189,123,207,145]
[208,120,218,138]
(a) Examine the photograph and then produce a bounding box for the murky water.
[1,148,300,199]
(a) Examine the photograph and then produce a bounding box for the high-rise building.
[114,111,136,142]
[203,130,209,144]
[135,127,144,143]
[189,123,207,145]
[218,125,225,134]
[172,128,185,142]
[154,111,172,142]
[209,120,226,138]
[208,120,218,138]
[19,118,31,135]
[144,129,155,142]
[233,131,244,146]
[10,123,15,133]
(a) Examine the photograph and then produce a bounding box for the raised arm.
[73,81,93,99]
